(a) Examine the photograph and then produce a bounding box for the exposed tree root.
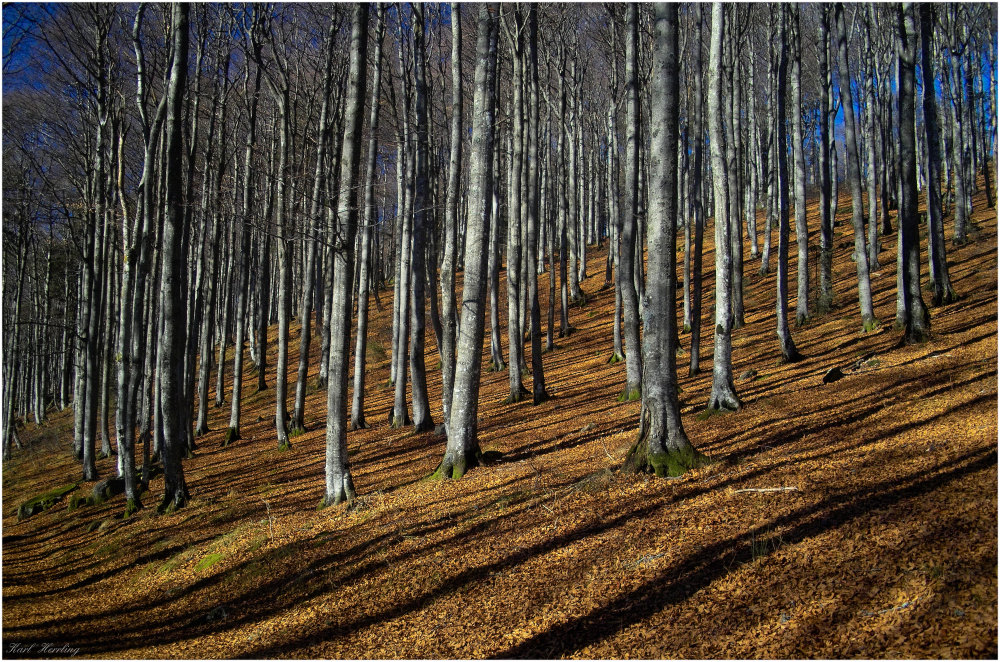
[432,449,483,480]
[617,385,641,403]
[220,427,240,448]
[622,438,713,478]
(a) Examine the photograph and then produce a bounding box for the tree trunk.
[689,4,705,377]
[504,9,527,404]
[835,2,878,331]
[775,6,800,363]
[351,5,386,431]
[437,2,461,427]
[920,3,956,306]
[157,2,190,512]
[525,6,548,405]
[897,2,930,343]
[321,3,367,508]
[435,3,498,480]
[817,6,835,314]
[618,3,642,403]
[706,2,741,412]
[408,3,434,432]
[625,3,707,477]
[790,5,809,326]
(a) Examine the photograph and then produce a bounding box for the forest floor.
[3,184,997,659]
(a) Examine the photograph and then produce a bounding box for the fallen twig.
[732,486,800,494]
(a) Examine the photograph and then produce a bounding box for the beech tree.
[624,3,707,477]
[158,2,191,512]
[706,2,741,412]
[435,2,498,480]
[321,2,367,508]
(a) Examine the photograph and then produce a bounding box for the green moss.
[696,407,726,421]
[607,353,624,365]
[17,482,79,521]
[289,427,305,438]
[278,441,292,451]
[124,498,140,518]
[195,553,224,572]
[863,317,882,333]
[625,442,712,478]
[503,390,527,405]
[617,386,641,403]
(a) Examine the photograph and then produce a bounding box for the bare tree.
[624,3,707,477]
[706,2,741,412]
[157,2,191,512]
[321,3,367,508]
[434,3,498,480]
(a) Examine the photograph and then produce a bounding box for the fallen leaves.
[2,189,997,659]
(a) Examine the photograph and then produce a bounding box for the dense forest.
[2,2,996,508]
[3,3,998,658]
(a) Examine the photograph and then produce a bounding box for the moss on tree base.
[124,498,141,518]
[221,427,240,448]
[503,387,529,405]
[622,441,712,478]
[157,493,187,515]
[432,451,483,480]
[617,386,641,403]
[607,352,624,365]
[318,482,356,510]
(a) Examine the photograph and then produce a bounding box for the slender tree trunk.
[791,5,809,326]
[408,3,434,432]
[435,2,461,428]
[618,3,642,403]
[435,3,498,480]
[321,3,367,508]
[525,6,547,405]
[775,7,800,362]
[706,2,741,411]
[817,6,835,315]
[920,3,956,306]
[350,5,386,431]
[689,4,705,376]
[157,2,190,512]
[290,24,337,435]
[897,2,930,343]
[835,2,878,331]
[504,10,527,404]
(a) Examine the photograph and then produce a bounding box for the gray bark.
[625,3,706,478]
[438,2,461,426]
[618,3,642,402]
[706,2,741,412]
[790,5,809,326]
[920,3,956,306]
[157,2,190,512]
[321,3,367,508]
[436,3,498,480]
[835,2,877,331]
[409,3,434,432]
[351,5,386,431]
[897,2,930,343]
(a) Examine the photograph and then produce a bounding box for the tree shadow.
[492,446,997,658]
